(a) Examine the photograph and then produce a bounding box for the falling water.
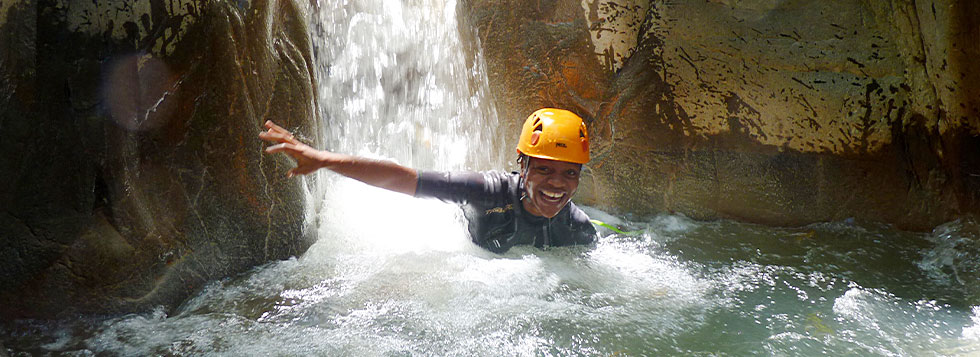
[309,0,503,172]
[4,0,980,356]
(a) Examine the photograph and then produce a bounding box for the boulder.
[458,0,980,230]
[0,0,317,318]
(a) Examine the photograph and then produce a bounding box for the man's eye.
[565,170,579,177]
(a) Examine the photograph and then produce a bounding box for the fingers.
[264,142,300,155]
[265,143,316,163]
[262,121,319,178]
[261,121,299,144]
[264,120,288,133]
[259,130,300,145]
[258,130,289,143]
[263,121,293,140]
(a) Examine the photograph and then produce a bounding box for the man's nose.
[546,174,566,187]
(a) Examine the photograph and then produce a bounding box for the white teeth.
[542,190,564,199]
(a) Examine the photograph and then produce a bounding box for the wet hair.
[517,153,530,171]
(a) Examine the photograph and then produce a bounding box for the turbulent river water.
[5,0,980,355]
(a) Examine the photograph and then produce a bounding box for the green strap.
[590,219,643,236]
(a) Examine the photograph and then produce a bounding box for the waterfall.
[303,0,509,252]
[309,0,504,172]
[4,1,980,355]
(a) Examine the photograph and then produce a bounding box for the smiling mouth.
[540,190,566,202]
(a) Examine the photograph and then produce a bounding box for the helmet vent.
[518,108,589,163]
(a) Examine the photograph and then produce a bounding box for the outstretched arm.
[259,120,419,196]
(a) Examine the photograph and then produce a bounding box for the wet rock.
[921,218,980,304]
[0,0,317,318]
[458,0,980,230]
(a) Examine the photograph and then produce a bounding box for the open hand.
[259,121,330,177]
[259,121,418,194]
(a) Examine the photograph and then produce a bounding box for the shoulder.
[485,170,520,190]
[564,202,598,243]
[566,202,592,225]
[478,170,518,183]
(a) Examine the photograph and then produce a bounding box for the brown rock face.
[459,0,980,230]
[0,0,317,318]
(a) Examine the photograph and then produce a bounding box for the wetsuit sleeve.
[414,170,493,204]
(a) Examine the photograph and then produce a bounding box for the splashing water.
[4,0,980,356]
[7,213,980,355]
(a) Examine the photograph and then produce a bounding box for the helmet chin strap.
[518,154,529,201]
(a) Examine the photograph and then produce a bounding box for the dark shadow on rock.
[0,0,318,318]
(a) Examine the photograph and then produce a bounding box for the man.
[260,108,597,253]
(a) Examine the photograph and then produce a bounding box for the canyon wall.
[3,0,979,318]
[0,0,318,318]
[459,0,980,230]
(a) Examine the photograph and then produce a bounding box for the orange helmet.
[516,108,590,164]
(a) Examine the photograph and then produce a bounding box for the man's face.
[522,157,582,218]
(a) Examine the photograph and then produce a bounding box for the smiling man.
[261,108,597,253]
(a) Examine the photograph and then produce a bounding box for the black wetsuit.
[415,170,597,253]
